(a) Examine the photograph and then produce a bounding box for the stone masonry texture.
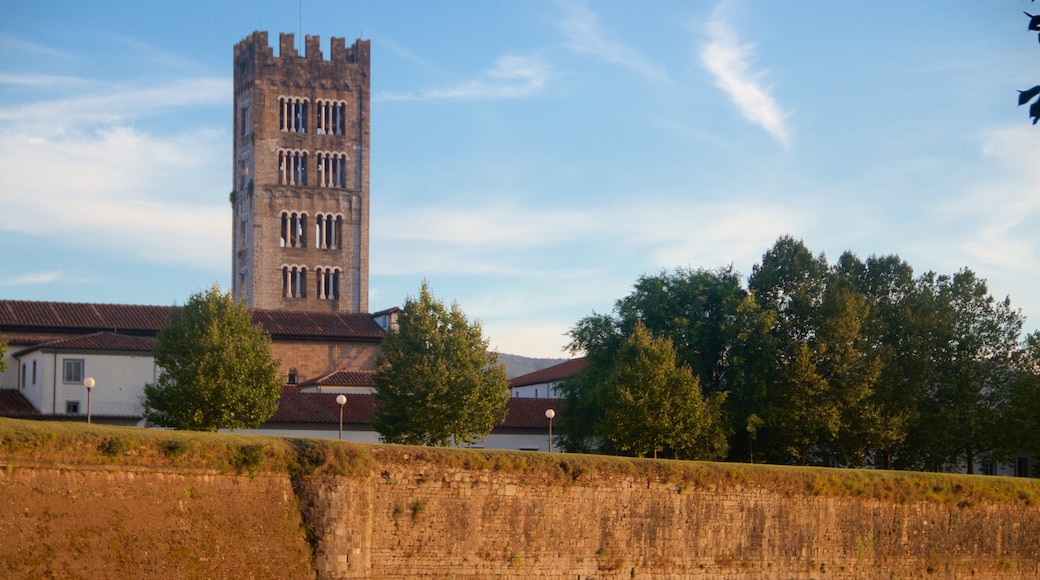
[3,456,1040,579]
[231,31,370,314]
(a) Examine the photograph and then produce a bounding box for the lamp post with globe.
[545,408,556,453]
[83,377,96,424]
[336,394,347,440]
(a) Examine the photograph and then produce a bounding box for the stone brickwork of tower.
[231,31,370,313]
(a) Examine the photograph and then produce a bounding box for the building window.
[315,213,343,249]
[278,150,307,186]
[315,152,348,188]
[63,359,84,383]
[239,101,252,136]
[279,97,308,133]
[66,401,80,415]
[288,368,298,385]
[282,266,308,298]
[316,100,346,135]
[280,212,307,248]
[21,363,26,390]
[316,267,340,300]
[32,360,36,384]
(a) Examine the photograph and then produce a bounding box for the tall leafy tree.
[597,324,728,460]
[1006,332,1040,468]
[559,267,747,455]
[372,281,509,447]
[0,334,7,375]
[143,285,282,431]
[834,253,923,469]
[908,269,1024,473]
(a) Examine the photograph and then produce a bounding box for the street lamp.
[545,408,556,453]
[83,377,96,424]
[336,394,347,440]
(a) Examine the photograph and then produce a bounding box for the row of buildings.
[0,299,577,451]
[0,32,575,451]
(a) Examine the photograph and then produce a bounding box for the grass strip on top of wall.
[1,417,1037,506]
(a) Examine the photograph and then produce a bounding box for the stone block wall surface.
[0,466,314,579]
[270,340,379,381]
[3,457,1040,579]
[300,458,1040,579]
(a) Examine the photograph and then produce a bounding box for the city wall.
[2,429,1040,578]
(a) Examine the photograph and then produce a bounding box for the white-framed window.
[315,152,348,188]
[315,267,341,300]
[66,401,80,415]
[282,265,308,298]
[63,359,84,384]
[280,211,307,248]
[316,99,346,135]
[279,97,308,133]
[278,150,307,186]
[314,213,343,249]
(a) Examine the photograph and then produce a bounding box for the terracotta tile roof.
[0,300,384,341]
[268,391,562,429]
[271,392,376,424]
[13,332,157,357]
[0,300,168,334]
[251,309,384,340]
[0,390,39,417]
[500,397,563,428]
[298,370,375,388]
[509,357,586,388]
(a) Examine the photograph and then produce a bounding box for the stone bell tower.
[231,31,370,313]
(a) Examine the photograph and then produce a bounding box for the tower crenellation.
[231,31,370,314]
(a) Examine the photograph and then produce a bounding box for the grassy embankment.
[1,416,1037,506]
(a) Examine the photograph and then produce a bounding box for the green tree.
[834,253,924,469]
[143,285,282,431]
[749,238,881,465]
[598,324,728,460]
[0,334,7,375]
[372,281,509,447]
[1006,332,1040,467]
[907,269,1024,473]
[559,267,747,456]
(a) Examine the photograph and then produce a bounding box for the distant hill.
[496,353,569,379]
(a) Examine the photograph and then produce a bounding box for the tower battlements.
[235,31,370,69]
[231,30,370,316]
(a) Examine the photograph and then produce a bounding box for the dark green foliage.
[598,324,728,460]
[372,281,510,447]
[562,236,1040,473]
[143,285,282,432]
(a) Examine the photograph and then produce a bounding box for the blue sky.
[1,1,1038,358]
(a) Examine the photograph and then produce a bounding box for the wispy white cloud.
[0,74,93,88]
[0,77,226,132]
[373,197,807,278]
[0,73,229,272]
[0,33,77,60]
[554,0,668,81]
[699,4,790,145]
[377,55,550,101]
[0,271,68,287]
[944,126,1040,273]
